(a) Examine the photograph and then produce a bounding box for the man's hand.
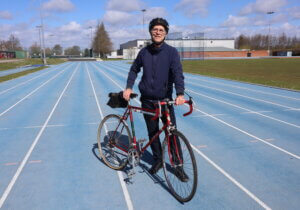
[123,88,133,101]
[175,95,185,105]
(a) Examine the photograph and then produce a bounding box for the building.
[119,38,268,59]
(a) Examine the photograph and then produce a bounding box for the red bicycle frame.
[114,99,193,159]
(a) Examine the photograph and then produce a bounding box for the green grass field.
[182,58,300,91]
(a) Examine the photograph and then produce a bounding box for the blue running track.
[0,61,299,210]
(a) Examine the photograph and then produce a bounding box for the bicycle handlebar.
[151,98,193,121]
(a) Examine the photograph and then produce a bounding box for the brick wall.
[181,50,269,58]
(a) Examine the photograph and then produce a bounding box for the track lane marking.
[96,63,300,129]
[191,105,300,159]
[185,75,300,101]
[0,62,70,96]
[188,81,297,110]
[191,145,272,210]
[0,63,74,117]
[187,89,300,129]
[86,63,133,210]
[0,64,78,208]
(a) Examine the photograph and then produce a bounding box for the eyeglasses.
[151,28,166,34]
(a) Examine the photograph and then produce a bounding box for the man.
[123,18,187,181]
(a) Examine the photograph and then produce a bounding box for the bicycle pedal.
[127,168,136,178]
[124,177,134,184]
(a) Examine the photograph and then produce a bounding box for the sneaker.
[174,166,189,182]
[149,160,163,175]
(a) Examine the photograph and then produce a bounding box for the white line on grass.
[0,64,78,208]
[92,62,272,209]
[86,62,133,210]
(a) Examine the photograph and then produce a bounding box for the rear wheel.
[97,114,132,170]
[162,130,198,202]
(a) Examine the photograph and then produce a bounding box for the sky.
[0,0,299,50]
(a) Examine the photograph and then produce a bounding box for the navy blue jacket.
[126,42,184,99]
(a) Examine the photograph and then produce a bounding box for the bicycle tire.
[162,130,198,202]
[97,114,132,170]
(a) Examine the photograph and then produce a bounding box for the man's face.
[151,25,166,44]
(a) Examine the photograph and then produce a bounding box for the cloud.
[107,0,143,12]
[103,10,137,26]
[175,0,211,17]
[239,0,287,15]
[221,15,249,27]
[42,0,75,13]
[0,11,13,20]
[144,7,168,22]
[58,21,81,32]
[288,6,300,19]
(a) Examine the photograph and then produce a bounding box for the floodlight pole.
[36,25,42,57]
[88,26,93,47]
[267,11,274,56]
[39,0,47,65]
[141,9,146,38]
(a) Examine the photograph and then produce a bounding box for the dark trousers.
[141,98,177,162]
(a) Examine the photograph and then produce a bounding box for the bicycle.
[97,92,198,202]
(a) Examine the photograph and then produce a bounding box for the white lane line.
[191,145,272,210]
[96,64,300,129]
[86,63,133,210]
[0,64,73,117]
[189,81,297,110]
[191,105,300,159]
[242,111,272,114]
[185,75,300,101]
[187,89,300,129]
[190,113,226,118]
[0,122,99,131]
[92,62,272,209]
[0,64,78,208]
[284,108,300,111]
[0,62,69,96]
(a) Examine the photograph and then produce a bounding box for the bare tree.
[29,42,41,57]
[235,33,300,50]
[6,34,23,51]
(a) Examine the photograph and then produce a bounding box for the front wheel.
[97,114,132,170]
[162,130,198,202]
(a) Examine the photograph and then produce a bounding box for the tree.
[45,47,52,57]
[92,22,113,58]
[29,42,41,57]
[235,34,250,49]
[5,34,23,51]
[64,45,81,56]
[84,48,90,57]
[52,44,63,55]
